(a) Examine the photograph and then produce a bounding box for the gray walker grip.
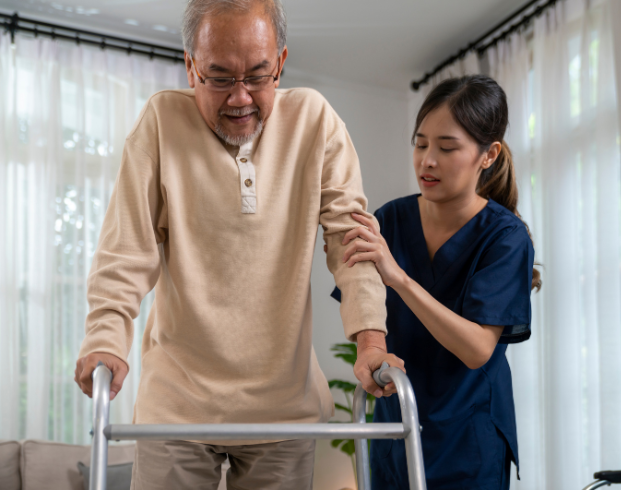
[372,361,391,387]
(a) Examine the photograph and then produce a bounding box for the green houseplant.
[328,343,376,482]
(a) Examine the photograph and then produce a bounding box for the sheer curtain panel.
[488,0,621,488]
[0,32,187,444]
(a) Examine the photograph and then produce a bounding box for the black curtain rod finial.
[9,12,18,44]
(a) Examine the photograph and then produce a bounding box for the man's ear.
[274,46,288,89]
[184,52,196,89]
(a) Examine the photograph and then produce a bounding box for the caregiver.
[333,74,541,489]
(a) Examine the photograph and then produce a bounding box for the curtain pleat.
[487,0,621,487]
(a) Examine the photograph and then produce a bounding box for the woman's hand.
[342,213,407,289]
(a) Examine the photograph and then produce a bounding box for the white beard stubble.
[214,108,264,146]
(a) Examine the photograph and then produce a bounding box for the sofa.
[0,439,230,490]
[0,439,135,490]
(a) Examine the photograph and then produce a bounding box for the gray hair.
[182,0,287,57]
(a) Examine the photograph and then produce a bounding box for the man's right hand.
[74,352,129,401]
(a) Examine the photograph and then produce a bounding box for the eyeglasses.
[191,57,280,92]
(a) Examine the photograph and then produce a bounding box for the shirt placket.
[237,141,256,214]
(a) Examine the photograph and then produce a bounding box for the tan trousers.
[130,439,315,490]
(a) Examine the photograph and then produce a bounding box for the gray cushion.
[0,440,21,490]
[21,440,135,490]
[77,461,133,490]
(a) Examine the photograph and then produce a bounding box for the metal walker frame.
[89,361,427,490]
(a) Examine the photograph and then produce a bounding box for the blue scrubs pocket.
[423,406,482,487]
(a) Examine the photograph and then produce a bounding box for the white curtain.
[0,32,187,444]
[487,0,621,488]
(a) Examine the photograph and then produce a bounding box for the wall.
[279,67,413,489]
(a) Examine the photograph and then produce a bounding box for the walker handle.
[372,361,391,388]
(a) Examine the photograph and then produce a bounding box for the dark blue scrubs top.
[332,194,534,490]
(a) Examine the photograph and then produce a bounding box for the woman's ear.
[482,142,502,169]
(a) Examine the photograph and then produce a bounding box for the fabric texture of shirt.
[332,194,534,489]
[78,87,387,444]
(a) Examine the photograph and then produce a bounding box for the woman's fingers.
[352,212,380,235]
[342,225,376,246]
[343,240,376,263]
[347,252,377,268]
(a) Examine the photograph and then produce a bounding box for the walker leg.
[353,384,371,490]
[385,368,427,490]
[90,363,112,490]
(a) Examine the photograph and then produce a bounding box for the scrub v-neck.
[411,195,490,287]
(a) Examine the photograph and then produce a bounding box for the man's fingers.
[365,379,383,398]
[109,365,129,400]
[354,348,406,398]
[382,382,397,396]
[386,354,406,373]
[354,365,383,398]
[74,353,129,401]
[78,358,96,391]
[74,357,84,384]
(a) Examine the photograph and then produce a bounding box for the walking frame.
[89,361,427,490]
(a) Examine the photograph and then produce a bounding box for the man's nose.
[226,82,254,107]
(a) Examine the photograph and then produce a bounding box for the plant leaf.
[334,403,352,414]
[334,353,357,366]
[330,343,358,366]
[331,343,358,356]
[340,439,356,456]
[331,439,344,448]
[328,380,357,392]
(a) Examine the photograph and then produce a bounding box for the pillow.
[21,440,134,490]
[77,461,133,490]
[0,440,21,490]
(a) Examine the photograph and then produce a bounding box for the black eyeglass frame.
[190,56,281,91]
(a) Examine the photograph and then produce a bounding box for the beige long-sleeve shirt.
[78,87,387,443]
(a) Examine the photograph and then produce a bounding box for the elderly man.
[74,0,402,488]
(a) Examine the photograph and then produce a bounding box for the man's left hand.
[354,330,405,397]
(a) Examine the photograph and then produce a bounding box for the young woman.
[332,75,541,489]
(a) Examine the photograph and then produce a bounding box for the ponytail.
[477,141,542,291]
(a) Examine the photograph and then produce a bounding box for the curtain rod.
[410,0,559,91]
[0,12,185,63]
